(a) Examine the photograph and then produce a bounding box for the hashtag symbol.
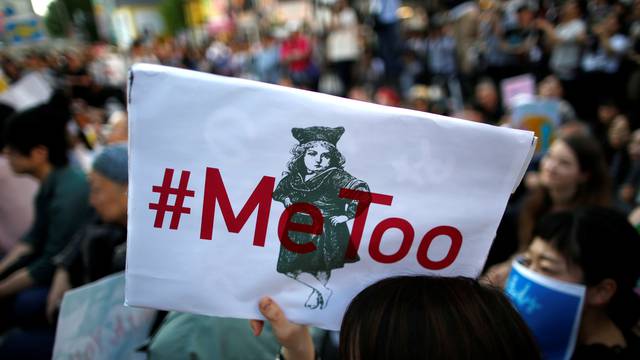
[149,168,196,230]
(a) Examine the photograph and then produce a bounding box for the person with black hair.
[520,208,640,359]
[250,276,541,360]
[0,104,38,256]
[0,93,91,332]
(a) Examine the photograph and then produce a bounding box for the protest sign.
[512,100,560,154]
[3,15,45,46]
[501,74,536,109]
[0,72,52,110]
[125,64,536,330]
[506,260,585,360]
[53,273,155,360]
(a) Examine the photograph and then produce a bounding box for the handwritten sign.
[501,74,536,109]
[0,72,52,110]
[512,100,560,154]
[125,64,535,330]
[3,15,45,45]
[53,273,155,360]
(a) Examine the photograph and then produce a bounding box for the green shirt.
[21,165,90,285]
[148,312,327,360]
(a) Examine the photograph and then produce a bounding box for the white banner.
[126,64,535,330]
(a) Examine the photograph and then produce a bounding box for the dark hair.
[533,208,640,330]
[519,134,610,247]
[284,141,345,176]
[0,103,15,151]
[561,134,610,204]
[3,91,71,167]
[339,276,541,360]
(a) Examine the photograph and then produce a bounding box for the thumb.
[258,296,285,326]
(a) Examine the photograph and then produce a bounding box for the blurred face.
[3,146,44,175]
[517,9,535,26]
[521,238,584,283]
[375,90,398,106]
[89,172,128,224]
[608,115,630,149]
[540,140,583,192]
[538,76,563,98]
[4,146,33,174]
[603,14,619,34]
[561,1,580,20]
[475,84,498,109]
[628,130,640,160]
[304,143,331,173]
[411,99,429,112]
[598,105,619,125]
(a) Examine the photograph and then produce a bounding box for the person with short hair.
[0,144,127,358]
[520,208,640,358]
[0,93,91,331]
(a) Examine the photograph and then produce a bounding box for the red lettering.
[368,218,414,263]
[278,203,323,254]
[339,189,393,260]
[200,167,275,247]
[417,226,463,270]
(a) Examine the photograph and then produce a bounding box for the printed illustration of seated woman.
[273,126,369,310]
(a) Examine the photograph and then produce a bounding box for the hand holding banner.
[126,64,535,330]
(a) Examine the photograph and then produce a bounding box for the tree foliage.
[44,0,98,41]
[160,0,187,35]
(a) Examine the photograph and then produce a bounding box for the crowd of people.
[1,0,640,358]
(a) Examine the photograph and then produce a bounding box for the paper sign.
[3,15,45,45]
[512,100,560,154]
[125,64,535,330]
[506,260,585,360]
[501,74,536,109]
[53,273,156,360]
[0,72,52,110]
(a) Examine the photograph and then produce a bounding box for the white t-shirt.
[550,19,586,80]
[582,34,630,73]
[326,8,360,62]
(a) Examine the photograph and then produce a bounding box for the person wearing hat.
[45,143,129,322]
[0,144,129,358]
[273,126,369,310]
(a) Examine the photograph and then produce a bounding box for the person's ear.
[585,278,617,307]
[30,145,49,164]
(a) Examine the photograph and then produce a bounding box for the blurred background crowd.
[1,0,640,358]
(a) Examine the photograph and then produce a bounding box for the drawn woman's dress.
[273,126,369,277]
[273,167,368,275]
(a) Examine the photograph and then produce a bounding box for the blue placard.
[505,261,585,360]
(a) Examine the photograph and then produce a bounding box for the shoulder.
[58,166,88,185]
[278,173,299,185]
[329,169,368,190]
[49,166,89,204]
[573,332,640,360]
[60,166,89,193]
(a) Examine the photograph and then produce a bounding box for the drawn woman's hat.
[292,126,345,146]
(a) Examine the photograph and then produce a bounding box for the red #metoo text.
[149,167,463,270]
